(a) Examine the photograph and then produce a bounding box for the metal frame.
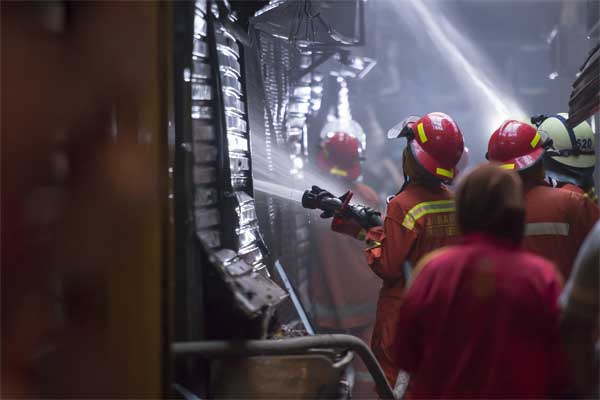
[252,0,367,51]
[172,334,397,399]
[172,1,211,397]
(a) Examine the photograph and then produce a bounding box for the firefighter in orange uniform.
[487,120,599,278]
[392,164,568,398]
[364,112,465,386]
[310,131,381,396]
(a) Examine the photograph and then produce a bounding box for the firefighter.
[311,130,381,397]
[487,120,599,278]
[364,112,464,386]
[533,113,597,201]
[392,164,568,398]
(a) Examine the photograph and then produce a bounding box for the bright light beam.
[407,0,527,131]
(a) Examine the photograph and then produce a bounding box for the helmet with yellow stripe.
[316,131,362,180]
[486,120,546,171]
[387,112,464,183]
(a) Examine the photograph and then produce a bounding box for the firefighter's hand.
[331,215,366,241]
[347,204,383,229]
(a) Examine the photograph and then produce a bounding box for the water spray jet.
[254,179,305,203]
[395,0,529,153]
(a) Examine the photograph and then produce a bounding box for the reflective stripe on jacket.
[364,183,458,385]
[523,182,599,279]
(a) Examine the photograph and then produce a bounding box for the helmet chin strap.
[394,143,441,198]
[396,171,410,196]
[387,176,409,203]
[553,114,578,147]
[395,148,411,196]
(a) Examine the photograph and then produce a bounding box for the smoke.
[251,135,373,206]
[252,0,533,201]
[388,0,528,160]
[254,179,305,202]
[411,1,523,115]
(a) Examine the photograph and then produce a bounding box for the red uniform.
[523,181,599,278]
[365,183,458,385]
[393,233,567,399]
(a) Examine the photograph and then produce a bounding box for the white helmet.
[538,113,595,169]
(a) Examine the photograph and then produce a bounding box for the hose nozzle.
[301,186,321,209]
[301,186,342,214]
[301,185,382,230]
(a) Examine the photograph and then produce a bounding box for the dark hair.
[455,164,525,244]
[402,146,442,189]
[517,160,545,183]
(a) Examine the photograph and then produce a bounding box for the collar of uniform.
[461,232,520,249]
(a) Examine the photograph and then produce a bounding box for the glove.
[347,204,382,230]
[331,214,367,241]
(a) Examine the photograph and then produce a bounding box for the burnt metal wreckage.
[171,1,394,398]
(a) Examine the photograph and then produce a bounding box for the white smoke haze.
[251,135,373,205]
[387,0,530,161]
[253,0,565,203]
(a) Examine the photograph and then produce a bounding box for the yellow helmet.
[538,113,595,169]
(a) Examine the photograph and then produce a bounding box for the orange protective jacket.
[310,182,381,330]
[364,183,458,385]
[560,183,585,195]
[559,182,598,202]
[523,181,599,279]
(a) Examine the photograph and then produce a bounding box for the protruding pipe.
[172,334,396,399]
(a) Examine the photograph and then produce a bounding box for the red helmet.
[388,112,464,183]
[487,120,544,171]
[317,132,362,180]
